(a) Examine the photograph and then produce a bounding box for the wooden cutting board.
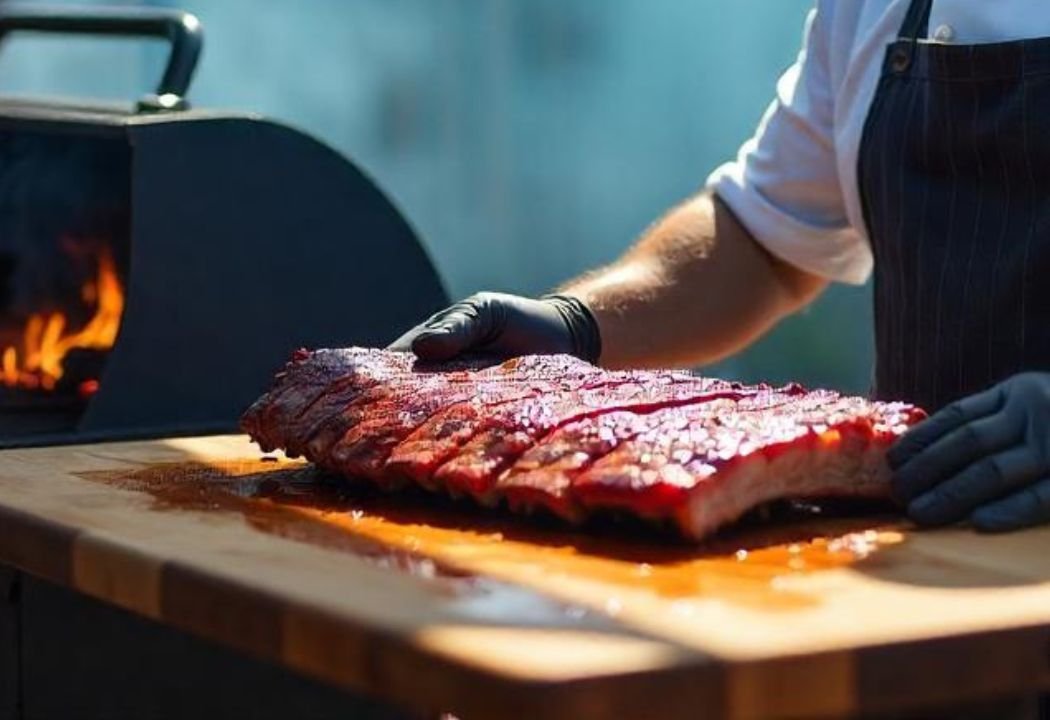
[0,434,1047,719]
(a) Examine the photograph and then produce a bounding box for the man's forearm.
[562,192,827,369]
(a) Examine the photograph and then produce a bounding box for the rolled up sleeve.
[706,4,872,285]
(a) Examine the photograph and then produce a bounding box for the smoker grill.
[0,5,448,446]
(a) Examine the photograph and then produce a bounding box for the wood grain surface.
[0,434,1046,719]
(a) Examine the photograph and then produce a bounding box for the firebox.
[0,5,448,446]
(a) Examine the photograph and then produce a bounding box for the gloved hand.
[887,372,1050,532]
[388,292,602,363]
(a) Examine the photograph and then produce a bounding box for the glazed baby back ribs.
[242,348,924,540]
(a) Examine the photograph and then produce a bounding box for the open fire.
[0,246,124,397]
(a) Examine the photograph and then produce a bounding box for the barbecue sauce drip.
[82,458,905,611]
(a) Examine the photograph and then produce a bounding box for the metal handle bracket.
[0,4,203,112]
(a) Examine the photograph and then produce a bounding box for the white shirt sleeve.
[706,3,872,285]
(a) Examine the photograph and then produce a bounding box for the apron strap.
[899,0,933,40]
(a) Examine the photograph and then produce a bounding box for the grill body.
[0,105,448,445]
[0,5,449,446]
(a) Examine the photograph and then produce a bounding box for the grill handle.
[0,4,203,112]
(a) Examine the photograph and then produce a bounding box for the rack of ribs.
[241,348,924,540]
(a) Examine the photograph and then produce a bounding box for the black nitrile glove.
[887,372,1050,532]
[388,292,602,363]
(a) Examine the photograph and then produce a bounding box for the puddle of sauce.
[81,458,622,629]
[80,458,906,613]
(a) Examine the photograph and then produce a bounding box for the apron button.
[890,48,911,72]
[933,24,955,43]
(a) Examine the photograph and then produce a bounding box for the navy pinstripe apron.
[858,0,1050,413]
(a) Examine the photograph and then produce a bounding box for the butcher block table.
[0,435,1048,719]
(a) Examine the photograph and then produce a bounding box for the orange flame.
[1,246,124,394]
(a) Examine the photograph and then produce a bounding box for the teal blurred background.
[0,0,874,393]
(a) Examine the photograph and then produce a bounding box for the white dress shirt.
[706,0,1050,285]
